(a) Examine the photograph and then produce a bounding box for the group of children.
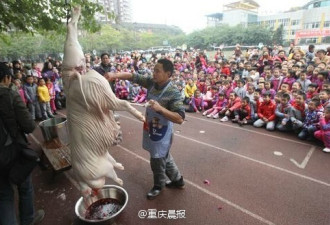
[9,60,66,121]
[9,45,330,153]
[177,47,330,153]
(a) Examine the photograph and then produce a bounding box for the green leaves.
[186,25,274,49]
[0,0,103,34]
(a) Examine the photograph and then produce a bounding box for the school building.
[206,0,330,44]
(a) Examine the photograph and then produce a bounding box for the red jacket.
[221,66,230,76]
[257,100,276,121]
[240,104,251,120]
[228,97,241,112]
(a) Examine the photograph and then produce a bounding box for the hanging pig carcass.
[61,6,144,200]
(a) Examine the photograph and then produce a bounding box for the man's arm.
[148,100,184,124]
[106,72,153,89]
[105,72,133,81]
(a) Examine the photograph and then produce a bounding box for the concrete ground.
[27,105,330,225]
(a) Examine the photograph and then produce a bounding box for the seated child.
[298,98,320,140]
[319,89,330,109]
[116,80,129,99]
[232,96,251,126]
[290,90,307,132]
[306,83,318,101]
[253,91,276,131]
[133,87,147,103]
[219,92,241,122]
[262,81,276,99]
[202,86,215,109]
[245,84,255,102]
[203,92,227,119]
[314,106,330,153]
[275,93,292,131]
[250,88,263,122]
[234,79,246,99]
[128,83,140,100]
[187,89,206,113]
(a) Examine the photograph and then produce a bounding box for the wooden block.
[41,141,71,172]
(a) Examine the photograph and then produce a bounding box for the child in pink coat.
[46,78,57,114]
[314,106,330,153]
[203,92,227,118]
[14,79,27,105]
[133,87,147,103]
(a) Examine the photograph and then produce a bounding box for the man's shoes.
[147,186,162,200]
[165,176,185,189]
[29,209,45,225]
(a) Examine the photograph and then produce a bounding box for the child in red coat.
[219,92,241,122]
[232,96,251,126]
[253,91,276,131]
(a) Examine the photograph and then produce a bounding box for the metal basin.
[39,117,69,147]
[75,185,128,223]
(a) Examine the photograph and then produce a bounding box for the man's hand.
[104,72,116,81]
[148,100,163,114]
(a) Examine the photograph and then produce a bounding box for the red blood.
[85,198,122,220]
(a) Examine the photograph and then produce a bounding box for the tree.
[0,0,103,34]
[272,24,284,45]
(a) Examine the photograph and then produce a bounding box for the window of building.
[312,22,320,28]
[291,20,300,26]
[283,19,290,27]
[304,23,311,29]
[324,21,330,28]
[306,38,317,43]
[290,30,295,35]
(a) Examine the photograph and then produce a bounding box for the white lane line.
[186,114,312,146]
[117,145,276,225]
[290,146,315,169]
[119,114,330,188]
